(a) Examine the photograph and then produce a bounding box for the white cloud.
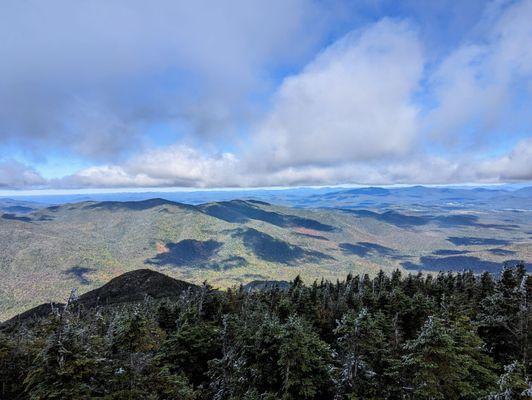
[56,138,531,188]
[475,138,532,181]
[3,0,532,189]
[425,0,532,143]
[0,160,46,189]
[61,146,240,188]
[0,0,326,160]
[54,5,532,189]
[250,19,423,170]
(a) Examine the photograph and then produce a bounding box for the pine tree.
[403,316,468,399]
[334,308,396,399]
[478,266,529,367]
[488,361,532,400]
[449,315,498,399]
[156,320,221,387]
[278,316,332,400]
[2,264,530,399]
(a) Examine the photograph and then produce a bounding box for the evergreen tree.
[334,308,395,399]
[403,316,466,399]
[0,264,529,399]
[278,316,333,400]
[488,361,532,400]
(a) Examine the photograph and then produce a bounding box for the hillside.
[0,197,531,321]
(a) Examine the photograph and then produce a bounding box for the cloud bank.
[0,0,325,160]
[0,0,531,189]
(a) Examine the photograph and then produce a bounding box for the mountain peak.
[1,269,198,328]
[84,198,197,211]
[77,268,198,307]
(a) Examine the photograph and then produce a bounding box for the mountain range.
[0,186,531,321]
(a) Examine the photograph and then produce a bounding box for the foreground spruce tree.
[402,315,497,399]
[0,263,530,399]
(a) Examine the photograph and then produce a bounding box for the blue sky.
[0,0,531,190]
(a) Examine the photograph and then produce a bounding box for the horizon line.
[1,182,530,198]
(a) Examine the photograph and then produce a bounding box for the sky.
[0,0,531,191]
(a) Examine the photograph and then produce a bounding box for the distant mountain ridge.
[1,184,531,209]
[0,193,530,322]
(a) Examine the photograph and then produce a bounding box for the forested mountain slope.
[0,265,530,399]
[0,198,530,321]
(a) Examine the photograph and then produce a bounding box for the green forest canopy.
[1,264,531,399]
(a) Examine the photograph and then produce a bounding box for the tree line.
[0,263,531,399]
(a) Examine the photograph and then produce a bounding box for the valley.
[0,186,531,322]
